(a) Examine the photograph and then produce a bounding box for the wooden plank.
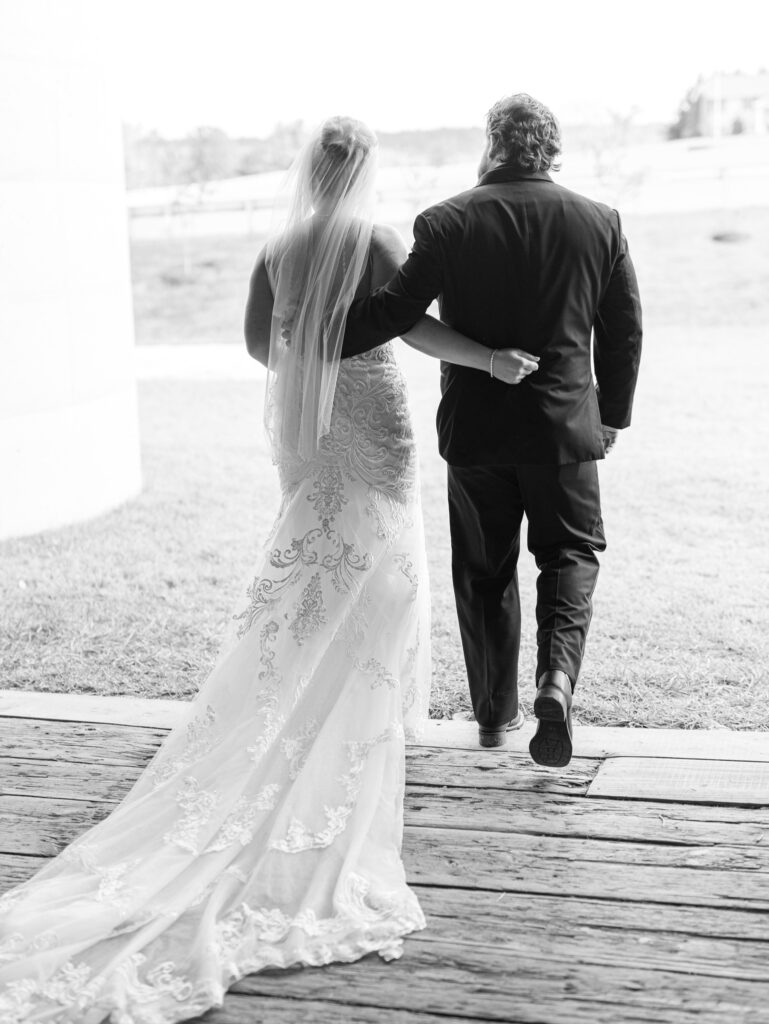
[405,785,769,846]
[0,852,47,888]
[3,695,768,761]
[402,826,769,911]
[187,994,501,1024]
[0,717,166,767]
[0,720,597,803]
[0,689,186,729]
[2,718,768,846]
[423,884,769,978]
[588,757,769,806]
[1,853,766,947]
[0,749,600,801]
[415,884,769,946]
[421,719,769,762]
[1,856,767,1018]
[0,796,114,856]
[2,765,768,851]
[406,746,601,793]
[229,936,769,1024]
[3,709,768,1024]
[8,851,766,1016]
[2,797,768,910]
[0,757,143,801]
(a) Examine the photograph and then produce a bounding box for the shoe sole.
[529,696,573,768]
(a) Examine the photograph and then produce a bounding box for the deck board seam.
[3,792,766,850]
[8,775,763,821]
[223,991,504,1023]
[4,789,764,851]
[407,881,769,911]
[4,855,768,934]
[408,933,769,979]
[405,823,768,850]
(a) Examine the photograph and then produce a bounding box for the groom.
[342,93,642,768]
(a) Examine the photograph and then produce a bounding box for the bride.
[0,116,532,1023]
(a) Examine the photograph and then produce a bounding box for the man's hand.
[492,349,540,384]
[601,425,620,455]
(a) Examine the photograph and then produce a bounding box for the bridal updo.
[311,116,378,203]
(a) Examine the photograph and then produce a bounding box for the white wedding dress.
[0,341,432,1023]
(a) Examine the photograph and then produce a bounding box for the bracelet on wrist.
[489,349,498,379]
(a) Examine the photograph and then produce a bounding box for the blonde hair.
[311,116,378,201]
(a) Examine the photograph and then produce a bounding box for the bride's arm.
[244,249,272,367]
[403,315,539,383]
[401,314,534,381]
[370,225,539,385]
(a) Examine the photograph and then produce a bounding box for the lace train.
[0,344,431,1023]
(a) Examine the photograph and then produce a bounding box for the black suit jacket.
[342,165,642,466]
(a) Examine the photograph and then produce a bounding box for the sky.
[91,0,769,136]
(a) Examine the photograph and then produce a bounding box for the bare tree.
[184,126,235,195]
[589,107,647,206]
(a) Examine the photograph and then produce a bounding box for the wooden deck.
[1,690,768,1024]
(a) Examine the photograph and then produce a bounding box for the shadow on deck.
[1,691,768,1023]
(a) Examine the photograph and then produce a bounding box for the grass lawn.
[2,204,768,730]
[129,206,769,345]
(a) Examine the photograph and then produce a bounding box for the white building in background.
[0,2,141,539]
[681,71,769,137]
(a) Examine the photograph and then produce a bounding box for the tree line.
[123,119,665,191]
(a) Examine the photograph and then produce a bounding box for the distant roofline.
[692,69,769,101]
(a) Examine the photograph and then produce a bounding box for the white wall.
[0,1,142,539]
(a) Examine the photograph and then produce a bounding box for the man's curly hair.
[486,94,562,173]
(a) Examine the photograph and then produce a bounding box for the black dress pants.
[447,461,606,731]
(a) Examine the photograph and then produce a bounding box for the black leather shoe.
[478,708,525,748]
[529,671,573,767]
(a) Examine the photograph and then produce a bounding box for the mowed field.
[1,204,768,729]
[129,205,769,346]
